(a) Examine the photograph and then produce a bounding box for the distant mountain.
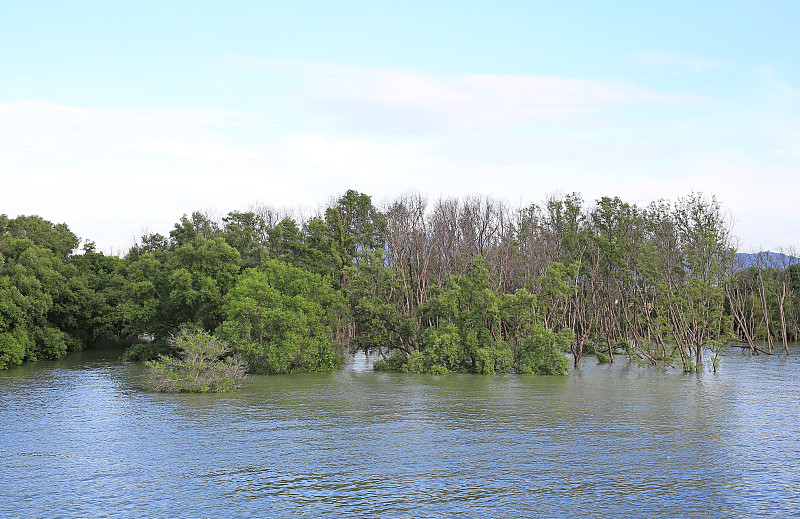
[735,251,799,268]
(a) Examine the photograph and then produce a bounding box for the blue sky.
[1,1,798,252]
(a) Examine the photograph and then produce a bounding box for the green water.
[1,347,799,518]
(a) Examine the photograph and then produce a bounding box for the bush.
[373,350,409,372]
[144,329,248,393]
[120,341,164,362]
[526,349,571,375]
[373,350,453,375]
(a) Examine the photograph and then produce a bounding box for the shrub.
[144,329,248,393]
[373,350,453,375]
[120,341,164,362]
[373,350,409,372]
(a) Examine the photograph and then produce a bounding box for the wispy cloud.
[632,51,728,73]
[2,61,797,253]
[0,100,268,160]
[759,66,800,100]
[230,59,694,133]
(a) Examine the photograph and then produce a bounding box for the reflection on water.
[1,347,799,518]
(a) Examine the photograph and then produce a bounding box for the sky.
[1,0,799,253]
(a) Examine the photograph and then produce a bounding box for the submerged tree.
[661,194,735,371]
[144,329,248,393]
[8,189,793,375]
[376,256,572,375]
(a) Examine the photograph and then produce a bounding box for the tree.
[499,286,573,375]
[419,256,505,373]
[120,230,242,346]
[666,194,735,371]
[0,274,28,369]
[218,260,345,373]
[325,189,387,282]
[144,329,247,392]
[118,250,169,340]
[0,237,72,361]
[221,211,269,268]
[67,242,127,344]
[345,249,416,359]
[0,214,79,259]
[0,216,123,367]
[166,236,242,331]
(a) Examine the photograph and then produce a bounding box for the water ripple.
[1,347,800,517]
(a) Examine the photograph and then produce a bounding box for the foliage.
[217,260,345,374]
[405,257,571,374]
[120,341,166,362]
[373,350,411,372]
[515,326,573,375]
[120,234,242,342]
[144,329,248,392]
[0,214,79,258]
[0,216,93,366]
[4,190,793,376]
[345,248,416,357]
[596,351,611,364]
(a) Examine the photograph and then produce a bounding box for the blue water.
[1,347,799,518]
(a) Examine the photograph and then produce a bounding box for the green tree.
[324,189,387,286]
[265,217,306,264]
[222,211,269,268]
[67,242,127,344]
[0,214,79,259]
[418,256,505,373]
[144,329,247,392]
[166,236,242,331]
[120,232,242,344]
[670,194,735,371]
[0,273,29,369]
[345,249,416,358]
[0,238,69,361]
[119,250,169,340]
[218,260,345,373]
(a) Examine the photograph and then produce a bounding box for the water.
[1,347,799,518]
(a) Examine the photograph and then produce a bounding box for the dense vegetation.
[144,329,247,392]
[2,190,798,377]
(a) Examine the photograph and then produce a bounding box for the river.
[1,346,799,518]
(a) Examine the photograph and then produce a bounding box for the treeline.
[1,190,797,374]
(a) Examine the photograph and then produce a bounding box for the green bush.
[373,350,454,375]
[307,344,343,372]
[120,341,164,362]
[144,329,248,393]
[528,349,571,375]
[373,350,409,372]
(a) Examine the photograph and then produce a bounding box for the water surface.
[1,347,799,518]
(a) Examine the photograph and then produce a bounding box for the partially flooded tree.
[666,194,736,372]
[144,329,248,393]
[725,255,760,354]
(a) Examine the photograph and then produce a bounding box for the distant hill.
[735,251,799,268]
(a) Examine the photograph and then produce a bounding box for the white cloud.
[231,60,693,132]
[0,100,268,160]
[632,51,728,73]
[2,62,799,253]
[312,67,694,132]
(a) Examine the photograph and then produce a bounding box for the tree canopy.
[2,190,796,376]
